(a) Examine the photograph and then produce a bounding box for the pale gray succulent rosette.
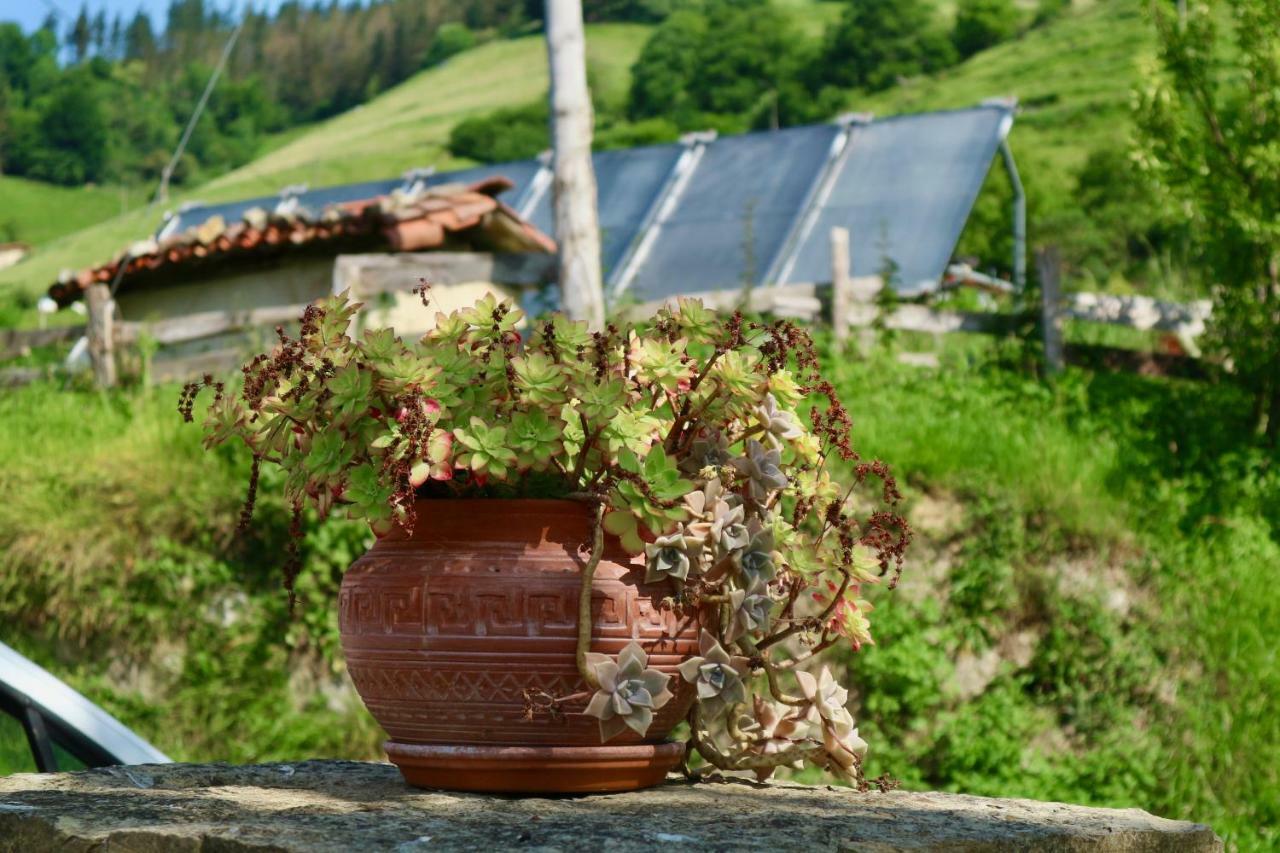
[574,386,880,786]
[727,583,775,641]
[678,630,749,718]
[730,439,788,502]
[733,522,777,587]
[583,642,673,742]
[643,526,693,584]
[755,393,804,448]
[680,428,731,475]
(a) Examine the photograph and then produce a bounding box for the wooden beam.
[85,284,116,388]
[830,227,852,351]
[148,348,246,384]
[845,303,1016,335]
[622,285,822,322]
[117,304,310,346]
[333,252,556,298]
[1065,343,1205,380]
[1036,247,1065,374]
[0,324,85,361]
[0,366,47,387]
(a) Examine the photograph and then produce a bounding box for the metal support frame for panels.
[766,112,873,288]
[609,131,716,299]
[516,150,555,220]
[1000,138,1026,293]
[981,97,1025,294]
[401,166,437,197]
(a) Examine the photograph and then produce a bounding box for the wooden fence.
[1,241,1211,387]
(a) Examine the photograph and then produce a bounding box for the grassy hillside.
[861,0,1151,231]
[0,2,1164,314]
[1,333,1274,849]
[0,176,143,249]
[0,23,651,309]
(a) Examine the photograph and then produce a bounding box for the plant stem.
[576,501,606,690]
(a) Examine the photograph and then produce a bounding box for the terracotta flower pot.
[339,499,702,794]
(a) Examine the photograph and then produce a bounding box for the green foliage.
[423,23,477,68]
[582,0,673,23]
[2,330,1278,847]
[1134,0,1280,438]
[448,100,548,163]
[951,0,1021,60]
[627,1,823,128]
[814,344,1279,850]
[816,0,956,92]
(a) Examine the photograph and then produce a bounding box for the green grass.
[815,342,1278,851]
[0,23,651,311]
[0,176,143,249]
[0,333,1275,849]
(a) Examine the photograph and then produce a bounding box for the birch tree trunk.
[545,0,605,330]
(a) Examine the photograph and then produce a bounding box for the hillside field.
[0,23,652,307]
[1,2,1158,314]
[0,176,142,249]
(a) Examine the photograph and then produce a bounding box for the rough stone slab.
[0,760,1220,852]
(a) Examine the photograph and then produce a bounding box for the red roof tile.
[48,177,555,307]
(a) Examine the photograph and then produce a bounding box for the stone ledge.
[0,760,1220,852]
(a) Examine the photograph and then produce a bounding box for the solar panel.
[426,160,542,208]
[778,106,1012,295]
[524,144,684,281]
[150,105,1013,304]
[623,124,841,301]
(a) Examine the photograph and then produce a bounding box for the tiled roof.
[48,177,555,306]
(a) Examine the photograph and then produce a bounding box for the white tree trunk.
[545,0,605,329]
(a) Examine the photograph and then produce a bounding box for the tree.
[628,1,811,128]
[124,11,157,62]
[627,8,708,121]
[1135,0,1280,438]
[951,0,1020,59]
[815,0,955,92]
[546,0,606,329]
[32,73,108,184]
[91,9,107,57]
[69,6,92,63]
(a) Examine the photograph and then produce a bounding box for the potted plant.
[181,291,909,793]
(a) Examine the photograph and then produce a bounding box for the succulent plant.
[727,584,775,641]
[733,525,776,587]
[583,642,673,741]
[730,439,788,502]
[186,290,910,785]
[678,630,748,718]
[680,429,731,475]
[784,666,864,781]
[644,528,693,584]
[754,393,804,447]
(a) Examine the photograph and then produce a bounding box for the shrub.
[813,0,956,92]
[423,23,475,68]
[951,0,1021,60]
[447,100,547,163]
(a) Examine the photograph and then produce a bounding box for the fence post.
[86,283,117,388]
[1036,246,1064,374]
[830,226,852,351]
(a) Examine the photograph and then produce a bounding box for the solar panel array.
[161,104,1014,299]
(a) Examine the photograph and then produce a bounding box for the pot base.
[384,740,686,794]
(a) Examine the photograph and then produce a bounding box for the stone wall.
[0,761,1221,852]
